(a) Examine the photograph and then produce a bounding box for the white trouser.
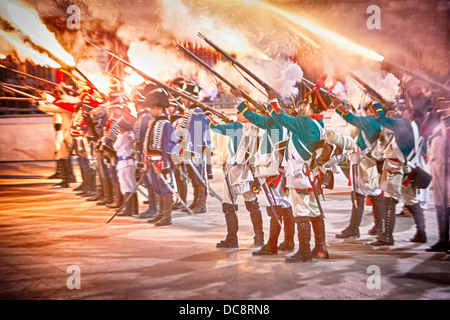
[222,180,256,205]
[289,190,321,218]
[117,165,137,194]
[380,159,418,205]
[355,156,382,197]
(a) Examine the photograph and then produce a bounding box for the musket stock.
[177,43,266,114]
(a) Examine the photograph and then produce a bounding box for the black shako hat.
[144,88,170,108]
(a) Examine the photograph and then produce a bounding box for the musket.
[260,181,283,227]
[198,33,276,94]
[24,41,103,97]
[348,71,396,110]
[349,152,359,209]
[302,163,325,219]
[86,41,232,124]
[0,83,42,100]
[177,43,266,114]
[0,64,77,94]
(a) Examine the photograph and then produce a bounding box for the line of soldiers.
[37,71,450,262]
[38,77,213,227]
[333,91,449,253]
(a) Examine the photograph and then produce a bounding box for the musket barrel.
[0,63,76,93]
[0,83,42,100]
[177,43,266,113]
[197,32,272,92]
[87,41,232,123]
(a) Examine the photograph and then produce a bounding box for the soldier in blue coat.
[143,88,176,226]
[171,78,212,214]
[133,98,158,219]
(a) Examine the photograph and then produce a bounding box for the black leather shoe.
[216,240,238,248]
[73,183,84,192]
[278,241,295,252]
[410,232,427,243]
[285,251,312,263]
[425,241,450,252]
[335,229,360,239]
[370,239,394,246]
[252,244,277,256]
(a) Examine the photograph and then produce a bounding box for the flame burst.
[239,0,384,62]
[0,30,60,68]
[0,0,75,66]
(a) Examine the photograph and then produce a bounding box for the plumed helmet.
[302,73,332,113]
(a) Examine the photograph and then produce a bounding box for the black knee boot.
[245,199,264,247]
[217,203,239,248]
[286,216,313,263]
[87,175,103,202]
[118,193,131,216]
[118,192,135,216]
[77,169,95,197]
[311,216,329,259]
[97,178,113,205]
[186,186,199,211]
[66,157,76,183]
[48,159,62,179]
[73,165,85,192]
[192,185,207,214]
[53,159,69,188]
[426,206,450,252]
[173,177,187,210]
[138,187,158,219]
[336,192,365,238]
[106,182,123,209]
[253,206,281,255]
[368,194,385,236]
[371,197,397,246]
[278,206,295,251]
[408,203,427,243]
[155,194,172,226]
